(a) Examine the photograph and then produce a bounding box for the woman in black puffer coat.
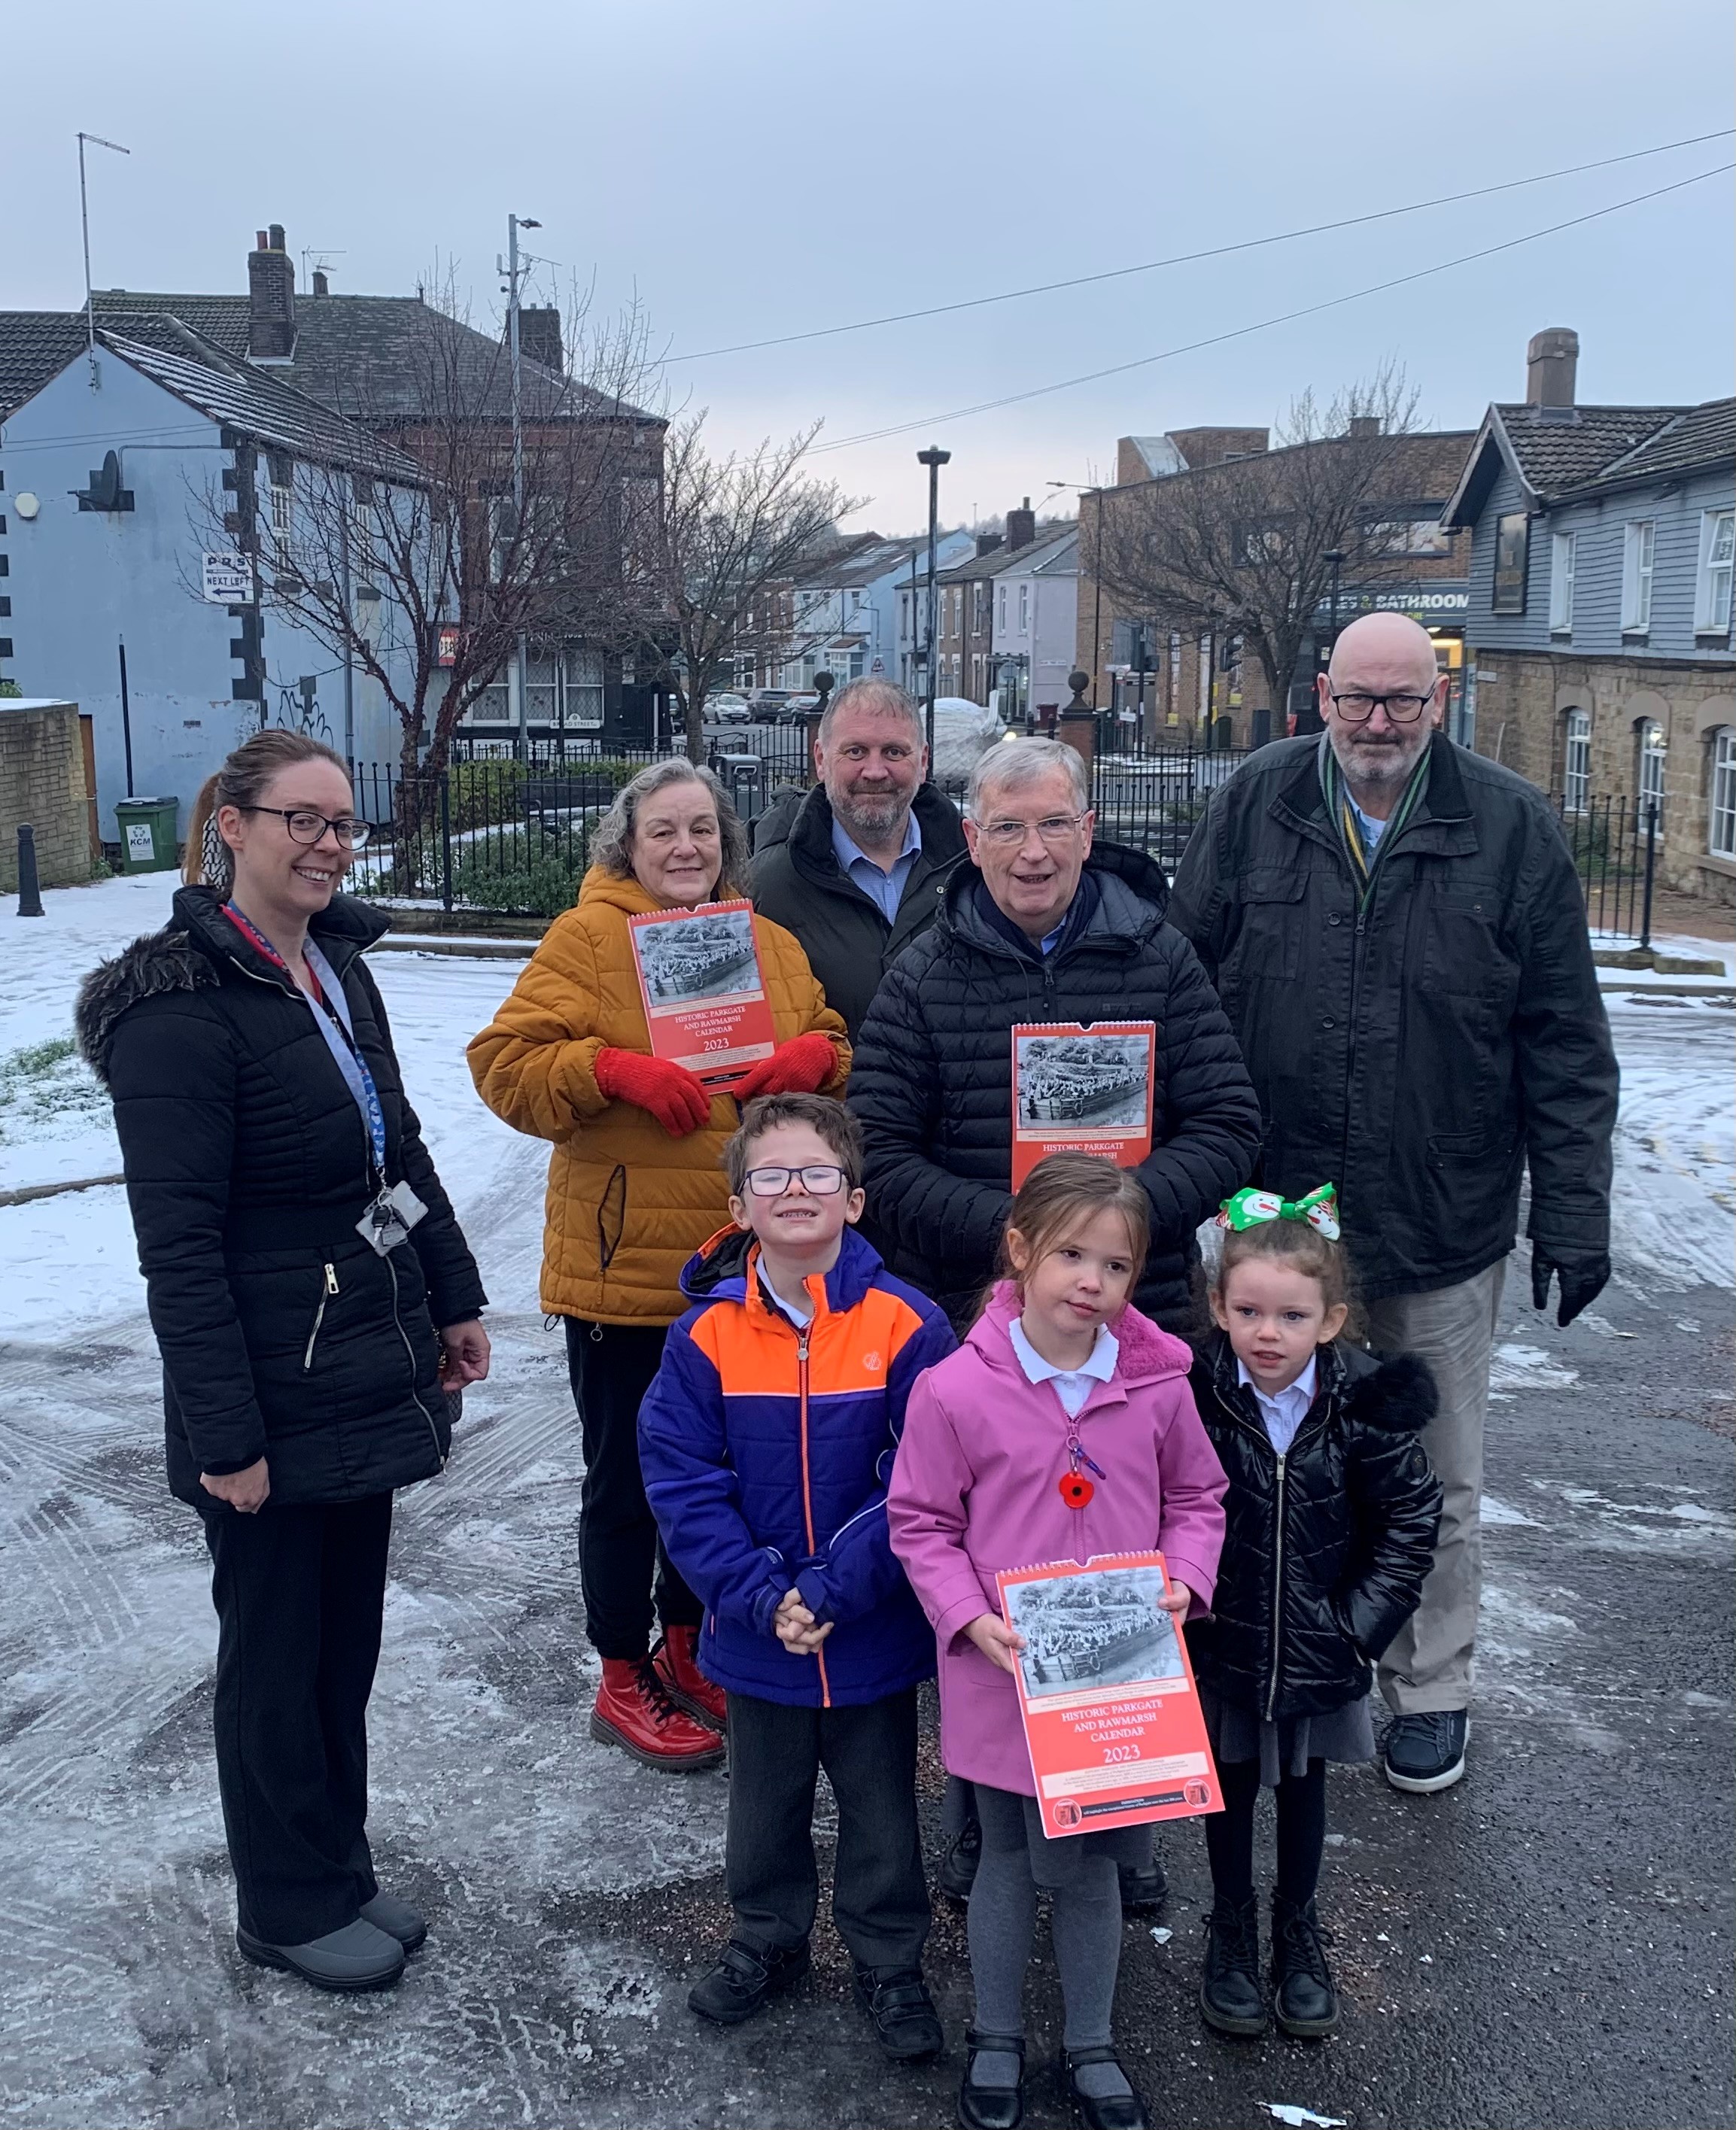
[1184,1202,1440,2043]
[77,731,488,1995]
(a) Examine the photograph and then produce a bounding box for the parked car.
[706,692,752,724]
[774,691,822,726]
[747,688,798,722]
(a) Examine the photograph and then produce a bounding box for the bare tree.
[193,281,659,786]
[630,415,855,762]
[1090,366,1449,719]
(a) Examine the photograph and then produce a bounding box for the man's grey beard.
[832,789,909,843]
[1328,723,1430,799]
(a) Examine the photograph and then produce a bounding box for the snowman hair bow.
[1216,1183,1341,1242]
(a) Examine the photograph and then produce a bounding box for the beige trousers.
[1365,1259,1506,1716]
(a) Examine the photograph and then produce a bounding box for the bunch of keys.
[356,1179,428,1256]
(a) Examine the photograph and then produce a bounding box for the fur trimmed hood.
[1342,1349,1440,1435]
[76,929,217,1087]
[75,887,391,1086]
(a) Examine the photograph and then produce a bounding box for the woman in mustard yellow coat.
[468,761,848,1769]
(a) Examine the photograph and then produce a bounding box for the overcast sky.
[6,0,1731,536]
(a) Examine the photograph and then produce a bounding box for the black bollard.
[16,823,45,916]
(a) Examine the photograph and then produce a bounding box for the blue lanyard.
[223,904,388,1180]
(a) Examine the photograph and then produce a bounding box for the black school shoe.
[1269,1895,1338,2037]
[1382,1710,1469,1794]
[938,1816,982,1904]
[1199,1895,1266,2037]
[854,1965,944,2062]
[1063,2045,1151,2130]
[687,1937,810,2025]
[957,2029,1024,2130]
[1116,1844,1168,1916]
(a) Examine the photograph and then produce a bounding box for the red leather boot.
[653,1626,728,1730]
[591,1657,725,1770]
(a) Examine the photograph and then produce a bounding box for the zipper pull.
[324,1263,339,1296]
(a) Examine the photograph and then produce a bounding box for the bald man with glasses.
[1169,612,1617,1796]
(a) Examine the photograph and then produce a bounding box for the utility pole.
[498,212,541,760]
[917,446,950,773]
[77,132,130,391]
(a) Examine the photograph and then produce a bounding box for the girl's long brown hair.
[984,1153,1151,1317]
[184,729,351,888]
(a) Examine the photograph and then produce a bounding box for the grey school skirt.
[1199,1683,1376,1789]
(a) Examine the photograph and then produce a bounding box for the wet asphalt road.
[2,986,1731,2128]
[2,1253,1728,2130]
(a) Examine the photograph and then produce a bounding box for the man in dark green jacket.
[751,679,966,1041]
[1169,612,1618,1798]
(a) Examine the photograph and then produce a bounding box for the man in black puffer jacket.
[847,736,1262,1335]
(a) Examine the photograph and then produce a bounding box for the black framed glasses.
[743,1164,848,1197]
[242,806,372,849]
[1327,689,1437,725]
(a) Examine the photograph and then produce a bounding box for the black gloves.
[1530,1246,1611,1329]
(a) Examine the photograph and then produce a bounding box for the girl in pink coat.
[889,1155,1227,2130]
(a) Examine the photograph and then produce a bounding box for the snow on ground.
[0,875,1731,2126]
[4,874,1728,1311]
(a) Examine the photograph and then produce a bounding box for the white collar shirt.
[1010,1314,1120,1419]
[1236,1353,1318,1457]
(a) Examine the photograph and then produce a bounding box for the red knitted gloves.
[731,1032,839,1102]
[594,1047,712,1136]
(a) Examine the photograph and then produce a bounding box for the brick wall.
[1468,649,1736,902]
[0,701,91,891]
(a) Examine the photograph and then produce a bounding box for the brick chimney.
[1348,415,1382,441]
[248,225,296,360]
[1005,497,1036,551]
[518,305,563,372]
[975,530,1005,558]
[1526,327,1579,410]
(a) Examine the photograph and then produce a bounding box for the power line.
[667,128,1734,363]
[809,161,1733,456]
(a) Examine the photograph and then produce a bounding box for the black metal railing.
[1553,793,1659,945]
[345,737,1260,916]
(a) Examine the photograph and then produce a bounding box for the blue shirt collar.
[829,807,922,876]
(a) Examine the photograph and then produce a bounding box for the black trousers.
[202,1493,392,1945]
[564,1317,701,1661]
[725,1688,931,1971]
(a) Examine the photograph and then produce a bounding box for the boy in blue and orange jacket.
[639,1092,955,2059]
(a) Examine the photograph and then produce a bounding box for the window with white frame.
[1695,509,1734,634]
[269,478,294,561]
[1017,583,1029,633]
[1637,718,1667,822]
[1621,519,1655,632]
[996,584,1007,630]
[1563,708,1591,814]
[1197,632,1214,720]
[971,583,987,634]
[1711,729,1736,858]
[1168,630,1182,716]
[1549,530,1576,635]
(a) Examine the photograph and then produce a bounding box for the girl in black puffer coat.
[76,731,489,1996]
[1184,1192,1440,2044]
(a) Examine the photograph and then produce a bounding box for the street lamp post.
[917,446,950,773]
[1296,548,1345,739]
[500,211,542,760]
